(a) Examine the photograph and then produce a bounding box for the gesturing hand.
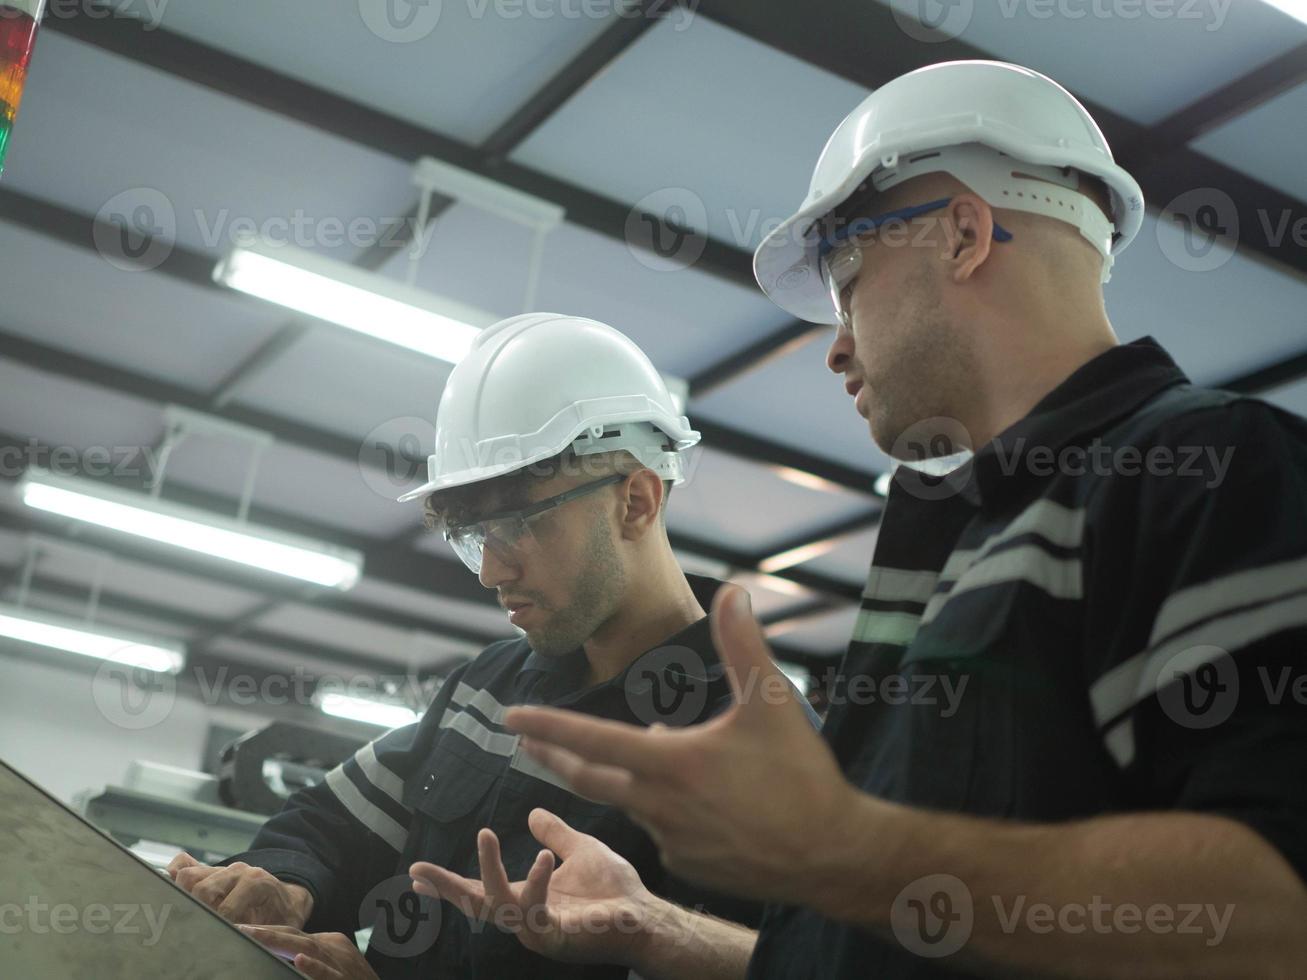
[410,808,669,967]
[503,585,864,907]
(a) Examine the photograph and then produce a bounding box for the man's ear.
[944,194,996,283]
[618,469,664,541]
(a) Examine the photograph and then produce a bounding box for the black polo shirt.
[224,574,766,979]
[748,338,1307,979]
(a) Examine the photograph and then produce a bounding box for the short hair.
[422,448,672,532]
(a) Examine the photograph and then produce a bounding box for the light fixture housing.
[0,602,185,673]
[17,468,363,591]
[213,242,495,364]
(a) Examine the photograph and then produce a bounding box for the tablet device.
[0,757,303,979]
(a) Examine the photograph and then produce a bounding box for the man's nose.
[827,321,853,375]
[477,545,520,590]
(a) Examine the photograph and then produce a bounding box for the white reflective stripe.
[938,548,979,585]
[922,545,1082,624]
[862,567,940,606]
[1149,557,1307,647]
[851,609,922,646]
[1091,591,1307,728]
[355,741,408,812]
[996,499,1085,551]
[509,742,606,803]
[324,765,408,853]
[452,681,510,726]
[1102,716,1136,768]
[440,706,518,757]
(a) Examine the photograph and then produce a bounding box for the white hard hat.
[754,60,1146,324]
[397,313,700,501]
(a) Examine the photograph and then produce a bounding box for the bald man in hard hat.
[167,314,815,980]
[434,61,1307,978]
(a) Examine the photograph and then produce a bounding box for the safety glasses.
[442,474,625,575]
[817,197,1014,328]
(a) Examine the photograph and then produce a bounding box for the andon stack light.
[0,2,42,175]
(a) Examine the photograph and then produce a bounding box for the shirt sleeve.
[218,662,470,933]
[1082,397,1307,883]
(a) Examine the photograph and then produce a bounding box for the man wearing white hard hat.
[484,61,1307,978]
[168,313,820,979]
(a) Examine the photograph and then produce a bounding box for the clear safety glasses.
[442,474,625,575]
[817,196,1014,328]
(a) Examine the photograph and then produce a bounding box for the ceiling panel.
[161,434,420,540]
[668,447,874,554]
[1265,378,1307,418]
[0,528,264,622]
[691,330,889,480]
[763,603,857,656]
[511,15,870,248]
[1105,212,1307,384]
[348,576,515,640]
[154,0,621,144]
[254,601,449,667]
[375,203,791,376]
[6,33,415,262]
[1190,79,1307,204]
[872,0,1307,125]
[229,321,454,452]
[0,221,283,391]
[794,525,879,586]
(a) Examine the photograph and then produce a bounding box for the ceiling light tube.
[0,602,185,673]
[213,243,495,364]
[18,469,363,591]
[757,537,846,575]
[315,692,418,729]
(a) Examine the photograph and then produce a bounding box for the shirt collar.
[966,336,1190,507]
[519,574,724,684]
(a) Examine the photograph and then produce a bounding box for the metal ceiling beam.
[42,9,755,290]
[695,0,1307,284]
[688,320,829,398]
[1123,41,1307,164]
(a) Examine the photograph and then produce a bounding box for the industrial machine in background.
[75,722,367,868]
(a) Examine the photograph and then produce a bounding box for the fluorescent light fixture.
[771,465,851,495]
[316,692,418,729]
[1260,1,1307,25]
[18,469,363,590]
[0,602,184,673]
[214,243,495,364]
[873,472,894,497]
[758,536,845,575]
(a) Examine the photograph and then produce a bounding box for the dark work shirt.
[748,338,1307,979]
[224,574,772,979]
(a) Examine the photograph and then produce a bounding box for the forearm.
[630,899,757,980]
[820,794,1307,978]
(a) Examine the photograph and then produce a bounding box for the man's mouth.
[845,378,864,398]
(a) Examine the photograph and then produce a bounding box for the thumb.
[528,808,585,860]
[710,585,787,719]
